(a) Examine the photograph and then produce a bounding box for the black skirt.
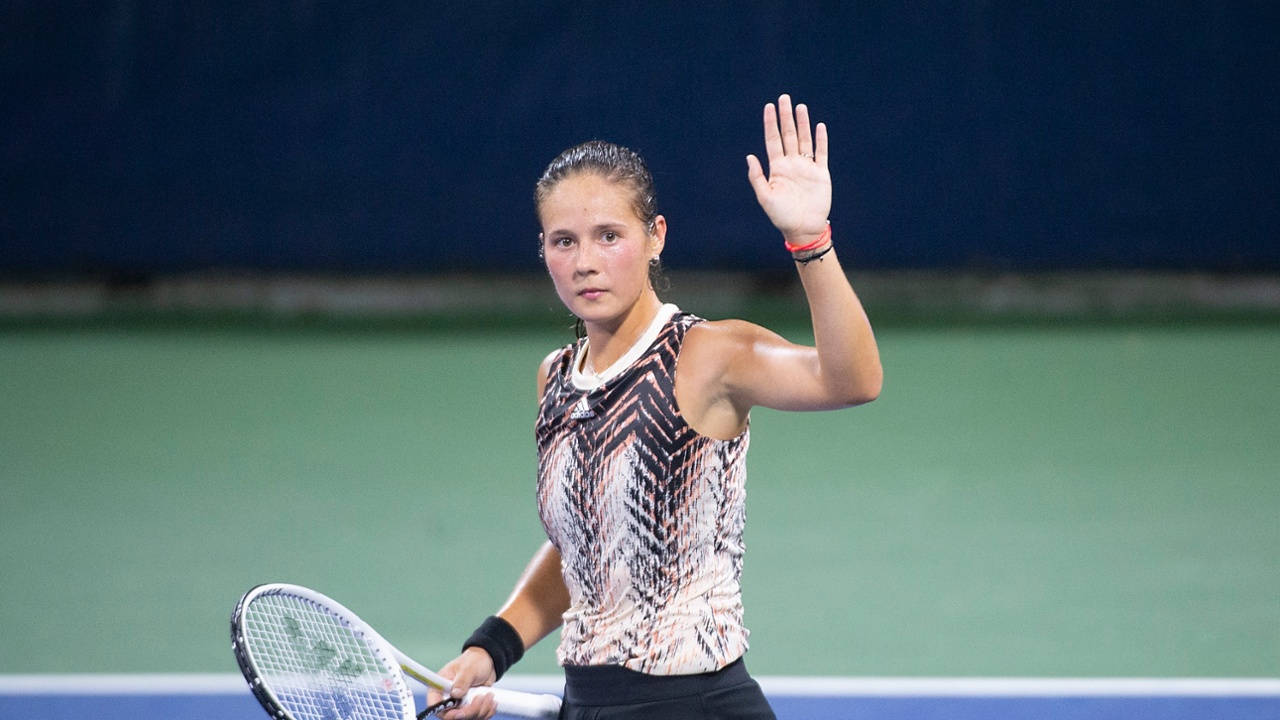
[559,657,776,720]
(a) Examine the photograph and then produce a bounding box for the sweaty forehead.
[539,173,639,227]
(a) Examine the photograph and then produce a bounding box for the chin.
[570,301,624,327]
[572,308,615,326]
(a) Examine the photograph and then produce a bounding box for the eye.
[601,231,619,243]
[551,235,574,248]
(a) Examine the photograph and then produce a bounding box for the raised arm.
[729,94,882,412]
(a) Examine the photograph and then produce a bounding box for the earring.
[649,256,660,266]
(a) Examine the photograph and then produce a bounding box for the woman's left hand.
[746,93,833,246]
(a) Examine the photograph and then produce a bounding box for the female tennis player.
[429,94,882,720]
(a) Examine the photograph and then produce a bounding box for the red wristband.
[784,223,832,253]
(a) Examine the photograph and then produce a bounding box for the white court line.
[0,674,246,695]
[1,674,1278,697]
[756,676,1280,697]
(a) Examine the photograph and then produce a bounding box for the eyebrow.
[547,222,630,237]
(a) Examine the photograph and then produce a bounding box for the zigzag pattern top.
[536,308,751,675]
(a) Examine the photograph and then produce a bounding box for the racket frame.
[232,582,419,720]
[231,583,562,720]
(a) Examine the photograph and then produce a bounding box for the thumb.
[447,671,474,699]
[745,154,769,200]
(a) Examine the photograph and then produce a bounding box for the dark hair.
[535,140,658,228]
[536,140,669,336]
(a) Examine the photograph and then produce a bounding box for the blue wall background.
[3,2,1277,274]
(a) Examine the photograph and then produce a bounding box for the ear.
[647,215,667,259]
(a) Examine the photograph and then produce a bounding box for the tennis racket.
[231,583,562,720]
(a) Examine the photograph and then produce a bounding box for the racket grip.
[463,685,562,719]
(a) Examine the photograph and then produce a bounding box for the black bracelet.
[794,244,834,265]
[462,615,525,681]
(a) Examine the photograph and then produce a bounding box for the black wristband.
[462,615,525,681]
[793,243,834,265]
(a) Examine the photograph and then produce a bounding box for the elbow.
[833,364,883,407]
[861,380,884,405]
[849,378,882,406]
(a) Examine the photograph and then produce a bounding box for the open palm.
[746,94,833,242]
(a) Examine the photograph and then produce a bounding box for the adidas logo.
[570,396,594,420]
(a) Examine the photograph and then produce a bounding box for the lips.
[578,288,605,299]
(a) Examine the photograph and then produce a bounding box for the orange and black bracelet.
[794,244,834,265]
[787,223,833,264]
[783,222,832,253]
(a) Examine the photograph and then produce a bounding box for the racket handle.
[464,685,562,719]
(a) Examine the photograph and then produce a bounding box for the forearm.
[791,237,883,404]
[496,541,570,650]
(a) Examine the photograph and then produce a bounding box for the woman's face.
[539,172,665,328]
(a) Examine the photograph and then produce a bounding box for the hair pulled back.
[535,140,658,230]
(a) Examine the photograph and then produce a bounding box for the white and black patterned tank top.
[535,304,751,675]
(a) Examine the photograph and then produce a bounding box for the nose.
[573,240,600,276]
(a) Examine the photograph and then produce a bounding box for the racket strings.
[243,592,412,720]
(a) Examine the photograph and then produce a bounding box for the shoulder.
[672,319,771,435]
[684,318,776,360]
[679,318,776,386]
[682,317,810,402]
[536,344,574,398]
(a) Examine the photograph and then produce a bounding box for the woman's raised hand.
[745,94,833,246]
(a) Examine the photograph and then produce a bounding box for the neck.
[583,292,663,372]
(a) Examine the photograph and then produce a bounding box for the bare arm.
[722,94,881,412]
[495,353,573,648]
[430,357,571,720]
[493,354,572,651]
[495,540,571,649]
[430,541,568,720]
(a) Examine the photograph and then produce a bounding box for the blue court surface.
[2,675,1278,720]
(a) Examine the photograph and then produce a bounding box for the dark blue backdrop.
[3,2,1277,274]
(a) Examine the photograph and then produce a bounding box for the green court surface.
[1,318,1277,677]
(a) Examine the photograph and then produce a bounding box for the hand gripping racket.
[231,583,562,720]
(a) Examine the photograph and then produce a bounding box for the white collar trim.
[571,303,680,392]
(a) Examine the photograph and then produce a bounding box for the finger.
[441,691,496,720]
[471,692,498,720]
[815,122,829,167]
[745,154,769,201]
[761,102,782,163]
[438,704,471,720]
[426,671,452,705]
[447,670,474,699]
[438,694,474,720]
[796,103,813,158]
[777,93,799,155]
